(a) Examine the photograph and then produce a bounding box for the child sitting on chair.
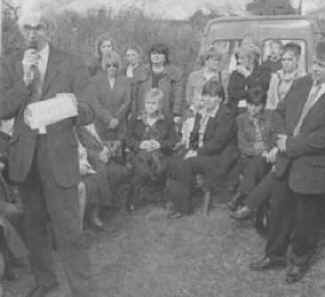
[126,88,177,211]
[228,85,277,219]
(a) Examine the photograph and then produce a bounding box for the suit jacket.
[0,45,94,187]
[133,64,185,117]
[190,104,238,161]
[86,73,131,141]
[274,75,325,194]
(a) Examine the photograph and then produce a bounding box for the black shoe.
[286,264,307,284]
[25,282,59,297]
[249,256,286,271]
[230,206,253,220]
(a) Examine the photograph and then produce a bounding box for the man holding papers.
[0,7,98,297]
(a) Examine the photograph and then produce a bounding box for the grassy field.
[4,198,325,297]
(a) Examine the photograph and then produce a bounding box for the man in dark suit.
[0,9,99,297]
[250,41,325,283]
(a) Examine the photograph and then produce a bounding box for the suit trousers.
[265,175,323,267]
[19,135,96,297]
[167,154,234,214]
[265,175,294,260]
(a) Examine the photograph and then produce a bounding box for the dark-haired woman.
[166,79,238,217]
[133,43,185,123]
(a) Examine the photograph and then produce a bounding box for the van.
[200,15,322,73]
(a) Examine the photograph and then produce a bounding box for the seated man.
[167,79,238,217]
[126,88,177,211]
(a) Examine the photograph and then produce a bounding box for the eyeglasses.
[23,24,46,32]
[106,63,119,69]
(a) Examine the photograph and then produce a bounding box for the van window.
[262,39,307,72]
[209,39,242,72]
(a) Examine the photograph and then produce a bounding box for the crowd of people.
[0,6,325,297]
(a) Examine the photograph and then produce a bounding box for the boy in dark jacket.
[228,85,277,219]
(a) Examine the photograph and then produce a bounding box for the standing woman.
[134,43,185,123]
[87,51,131,143]
[88,33,116,77]
[122,45,149,116]
[186,47,229,112]
[122,45,148,80]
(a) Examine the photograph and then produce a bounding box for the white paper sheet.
[24,93,78,132]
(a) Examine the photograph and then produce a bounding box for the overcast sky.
[11,0,325,20]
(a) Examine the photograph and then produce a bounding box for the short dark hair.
[149,43,169,64]
[246,85,267,106]
[201,79,225,101]
[282,42,301,57]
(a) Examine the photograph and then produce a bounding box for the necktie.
[30,59,42,102]
[293,84,322,136]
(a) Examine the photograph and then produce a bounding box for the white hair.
[18,1,56,32]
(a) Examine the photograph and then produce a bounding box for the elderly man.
[250,41,325,283]
[0,8,98,297]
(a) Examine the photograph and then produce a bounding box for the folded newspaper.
[25,93,78,132]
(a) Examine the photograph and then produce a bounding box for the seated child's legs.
[238,155,270,196]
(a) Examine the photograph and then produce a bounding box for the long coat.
[0,46,94,187]
[86,73,131,141]
[275,75,325,194]
[133,64,185,118]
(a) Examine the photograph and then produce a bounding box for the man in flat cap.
[0,8,101,297]
[250,40,325,283]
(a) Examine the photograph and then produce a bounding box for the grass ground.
[4,199,325,297]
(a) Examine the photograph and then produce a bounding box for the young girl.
[126,88,177,211]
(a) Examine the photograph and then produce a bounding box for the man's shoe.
[227,192,243,211]
[230,206,253,220]
[168,212,183,219]
[25,282,59,297]
[286,264,307,284]
[249,256,286,271]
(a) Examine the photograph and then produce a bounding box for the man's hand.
[184,149,197,160]
[99,147,110,163]
[23,107,33,128]
[139,140,151,151]
[276,134,288,153]
[263,147,279,163]
[109,118,119,129]
[139,140,160,152]
[173,116,182,124]
[22,49,40,86]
